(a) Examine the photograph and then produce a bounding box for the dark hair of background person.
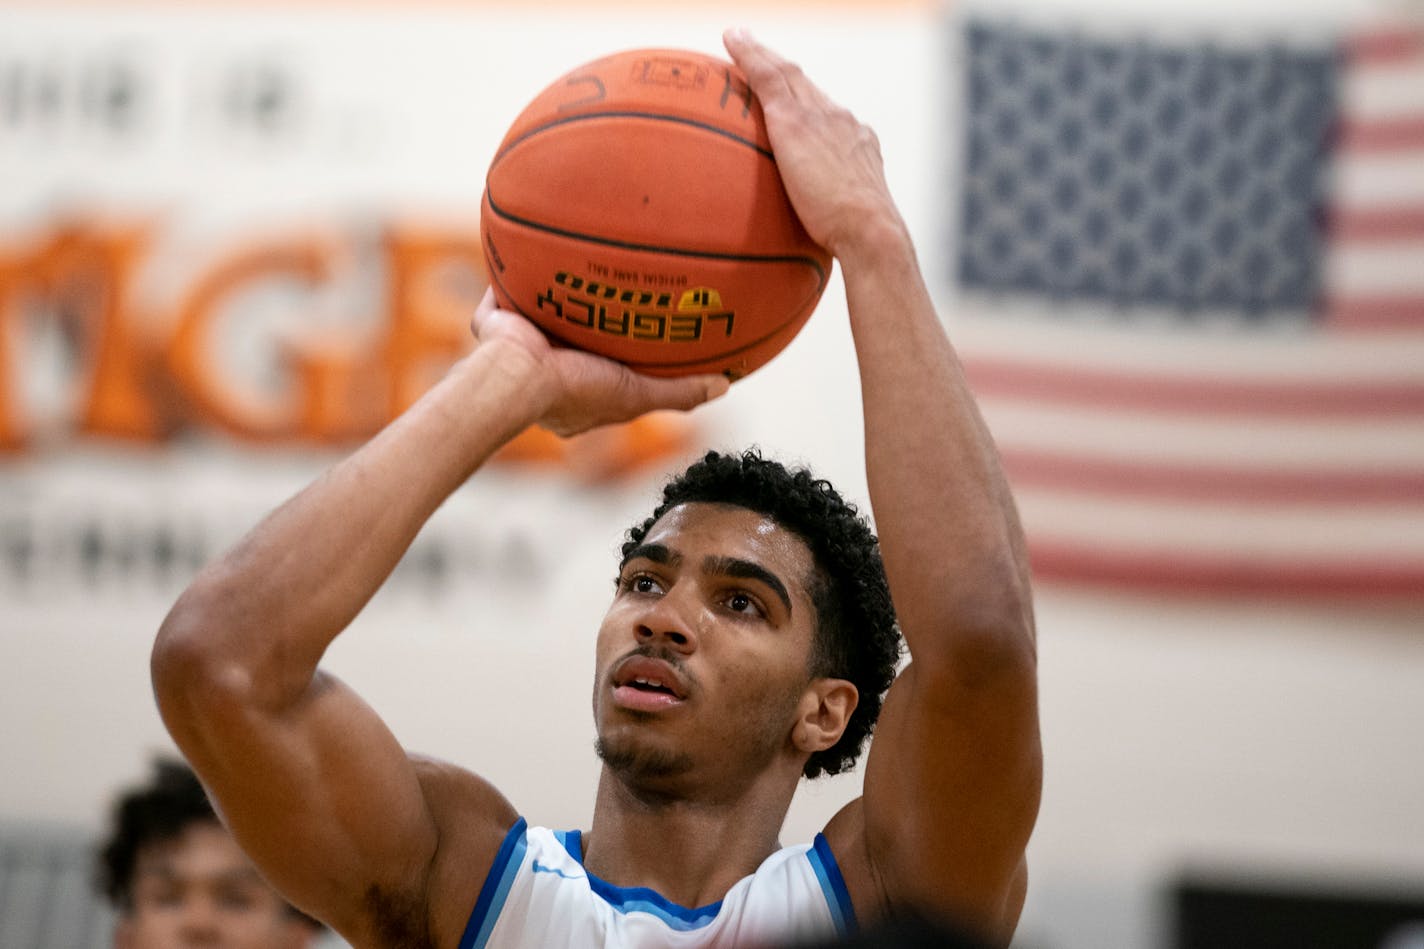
[94,756,320,929]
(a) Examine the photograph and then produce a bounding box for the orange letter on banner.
[58,223,177,442]
[381,227,481,418]
[0,238,33,449]
[286,335,386,444]
[166,239,333,441]
[0,222,172,448]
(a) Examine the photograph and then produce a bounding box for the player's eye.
[155,889,184,908]
[621,572,663,595]
[138,883,183,909]
[216,887,258,911]
[725,591,764,617]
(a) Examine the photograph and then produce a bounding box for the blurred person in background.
[96,757,324,949]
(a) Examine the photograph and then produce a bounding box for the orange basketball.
[480,48,831,380]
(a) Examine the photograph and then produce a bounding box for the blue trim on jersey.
[531,860,583,880]
[554,827,723,931]
[809,833,858,936]
[557,828,583,861]
[459,818,529,949]
[584,875,725,931]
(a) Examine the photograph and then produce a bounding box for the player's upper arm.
[854,613,1042,942]
[151,616,517,946]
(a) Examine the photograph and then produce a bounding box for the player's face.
[114,822,314,949]
[594,502,823,791]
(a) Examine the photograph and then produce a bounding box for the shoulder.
[407,754,523,949]
[821,796,1030,945]
[819,797,891,922]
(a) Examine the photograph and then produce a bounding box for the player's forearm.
[839,216,1034,662]
[153,340,550,714]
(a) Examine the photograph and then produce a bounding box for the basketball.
[479,48,832,380]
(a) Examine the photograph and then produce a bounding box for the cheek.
[277,922,315,949]
[593,616,620,672]
[116,915,164,947]
[591,615,621,710]
[594,603,628,656]
[121,910,189,949]
[230,909,299,945]
[727,647,811,709]
[710,653,780,707]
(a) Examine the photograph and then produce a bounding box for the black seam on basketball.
[485,193,828,283]
[494,110,773,161]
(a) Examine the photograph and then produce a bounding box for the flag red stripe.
[1344,28,1424,64]
[1325,295,1424,329]
[1001,448,1424,503]
[1328,206,1424,239]
[963,358,1424,417]
[1338,116,1424,151]
[1028,542,1424,598]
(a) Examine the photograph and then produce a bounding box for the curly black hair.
[95,758,217,911]
[622,448,902,779]
[95,757,320,929]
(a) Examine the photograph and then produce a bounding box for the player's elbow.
[151,584,262,731]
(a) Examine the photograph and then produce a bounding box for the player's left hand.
[723,28,905,261]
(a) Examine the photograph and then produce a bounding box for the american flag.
[951,17,1424,598]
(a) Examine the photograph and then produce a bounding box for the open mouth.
[611,655,689,706]
[626,676,677,696]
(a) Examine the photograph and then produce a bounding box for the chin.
[594,733,695,784]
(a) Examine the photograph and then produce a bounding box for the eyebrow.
[620,544,794,615]
[620,543,680,570]
[703,555,793,615]
[136,864,264,886]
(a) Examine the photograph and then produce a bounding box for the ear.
[792,678,859,755]
[112,917,134,949]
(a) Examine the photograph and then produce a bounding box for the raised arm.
[151,294,727,946]
[725,30,1041,943]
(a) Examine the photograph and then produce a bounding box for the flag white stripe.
[1334,155,1424,206]
[1327,243,1424,296]
[1341,58,1424,120]
[951,306,1424,379]
[1016,490,1424,560]
[979,401,1424,470]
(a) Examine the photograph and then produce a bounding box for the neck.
[582,762,802,908]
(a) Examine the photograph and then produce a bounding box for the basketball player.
[96,758,324,949]
[152,29,1041,948]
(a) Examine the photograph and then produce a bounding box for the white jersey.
[458,818,857,948]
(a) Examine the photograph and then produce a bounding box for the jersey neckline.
[554,828,726,929]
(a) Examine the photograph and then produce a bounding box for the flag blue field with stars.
[946,16,1424,598]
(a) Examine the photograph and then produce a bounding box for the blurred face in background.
[114,821,315,949]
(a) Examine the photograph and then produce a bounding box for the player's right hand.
[469,288,729,437]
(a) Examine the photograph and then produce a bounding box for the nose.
[633,584,699,654]
[177,895,222,943]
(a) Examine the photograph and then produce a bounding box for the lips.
[610,654,689,710]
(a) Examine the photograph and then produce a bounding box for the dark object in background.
[1174,874,1424,949]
